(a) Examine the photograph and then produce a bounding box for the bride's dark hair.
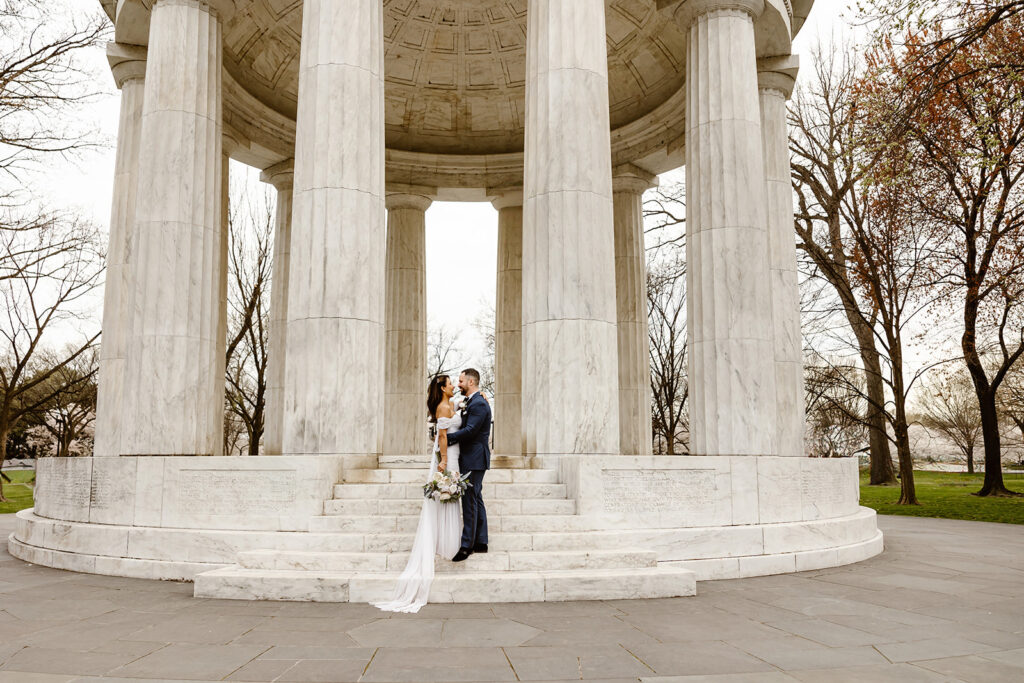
[426,374,450,423]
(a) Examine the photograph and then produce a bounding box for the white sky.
[25,0,851,367]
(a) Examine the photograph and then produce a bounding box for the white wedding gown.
[372,410,463,613]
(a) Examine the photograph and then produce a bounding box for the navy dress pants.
[460,470,487,550]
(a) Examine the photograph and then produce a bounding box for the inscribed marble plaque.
[602,469,715,513]
[179,469,297,515]
[801,467,849,507]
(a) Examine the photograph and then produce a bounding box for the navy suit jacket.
[446,393,492,471]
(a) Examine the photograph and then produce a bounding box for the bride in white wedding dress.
[372,374,463,613]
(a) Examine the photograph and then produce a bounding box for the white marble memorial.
[11,0,881,603]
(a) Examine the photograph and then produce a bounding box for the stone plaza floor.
[0,514,1021,682]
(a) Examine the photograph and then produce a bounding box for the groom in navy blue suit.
[445,368,491,562]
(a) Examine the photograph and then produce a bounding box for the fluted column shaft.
[613,166,656,455]
[523,0,620,457]
[95,45,146,457]
[284,0,386,456]
[493,190,523,456]
[262,161,294,456]
[384,190,432,458]
[675,0,778,456]
[121,0,233,456]
[760,70,805,456]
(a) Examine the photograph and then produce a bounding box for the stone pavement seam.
[499,646,522,681]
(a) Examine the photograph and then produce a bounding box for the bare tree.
[790,42,898,485]
[427,321,468,381]
[643,178,685,258]
[919,367,984,473]
[647,259,688,455]
[0,1,107,179]
[224,179,273,456]
[804,357,870,458]
[471,301,496,397]
[0,215,102,498]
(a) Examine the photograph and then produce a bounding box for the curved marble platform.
[7,455,883,602]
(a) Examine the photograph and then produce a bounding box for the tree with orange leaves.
[860,10,1024,497]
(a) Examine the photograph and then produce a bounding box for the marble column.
[261,160,294,456]
[94,44,146,458]
[283,0,385,457]
[213,149,230,454]
[384,187,432,458]
[613,165,657,456]
[523,0,619,457]
[492,189,523,456]
[121,0,235,457]
[759,65,805,457]
[671,0,778,456]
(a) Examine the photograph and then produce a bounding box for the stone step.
[331,482,568,500]
[323,497,575,516]
[193,565,696,603]
[237,548,657,573]
[378,455,536,470]
[378,455,431,469]
[341,468,559,484]
[308,514,595,534]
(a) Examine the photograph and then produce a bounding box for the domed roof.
[223,0,687,156]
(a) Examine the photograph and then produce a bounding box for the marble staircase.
[193,465,697,603]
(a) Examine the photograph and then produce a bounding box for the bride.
[372,374,464,613]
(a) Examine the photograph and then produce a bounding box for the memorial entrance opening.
[8,0,882,602]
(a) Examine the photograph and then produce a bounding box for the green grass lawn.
[860,469,1024,524]
[0,469,34,515]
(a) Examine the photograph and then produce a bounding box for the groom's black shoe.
[473,543,488,553]
[451,548,473,562]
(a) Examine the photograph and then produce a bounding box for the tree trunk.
[966,445,974,474]
[895,423,918,504]
[891,366,919,505]
[0,426,9,503]
[848,312,898,485]
[976,388,1018,496]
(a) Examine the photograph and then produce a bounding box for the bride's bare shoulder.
[436,402,455,419]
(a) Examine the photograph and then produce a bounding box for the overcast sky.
[28,0,852,369]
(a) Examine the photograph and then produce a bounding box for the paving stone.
[106,643,268,680]
[256,645,375,660]
[347,618,445,647]
[361,646,516,682]
[224,658,297,682]
[874,636,997,663]
[504,645,653,681]
[275,659,371,682]
[439,618,542,647]
[913,653,1024,681]
[125,613,268,645]
[0,646,137,676]
[787,662,955,682]
[621,641,777,677]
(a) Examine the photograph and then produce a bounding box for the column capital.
[659,0,764,29]
[612,164,658,194]
[489,187,524,210]
[107,42,146,89]
[260,159,295,192]
[757,55,800,99]
[143,0,238,22]
[386,184,435,211]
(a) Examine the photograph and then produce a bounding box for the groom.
[445,368,491,562]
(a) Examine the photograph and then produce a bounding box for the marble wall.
[32,456,352,531]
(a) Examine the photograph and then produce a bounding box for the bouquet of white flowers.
[423,469,472,504]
